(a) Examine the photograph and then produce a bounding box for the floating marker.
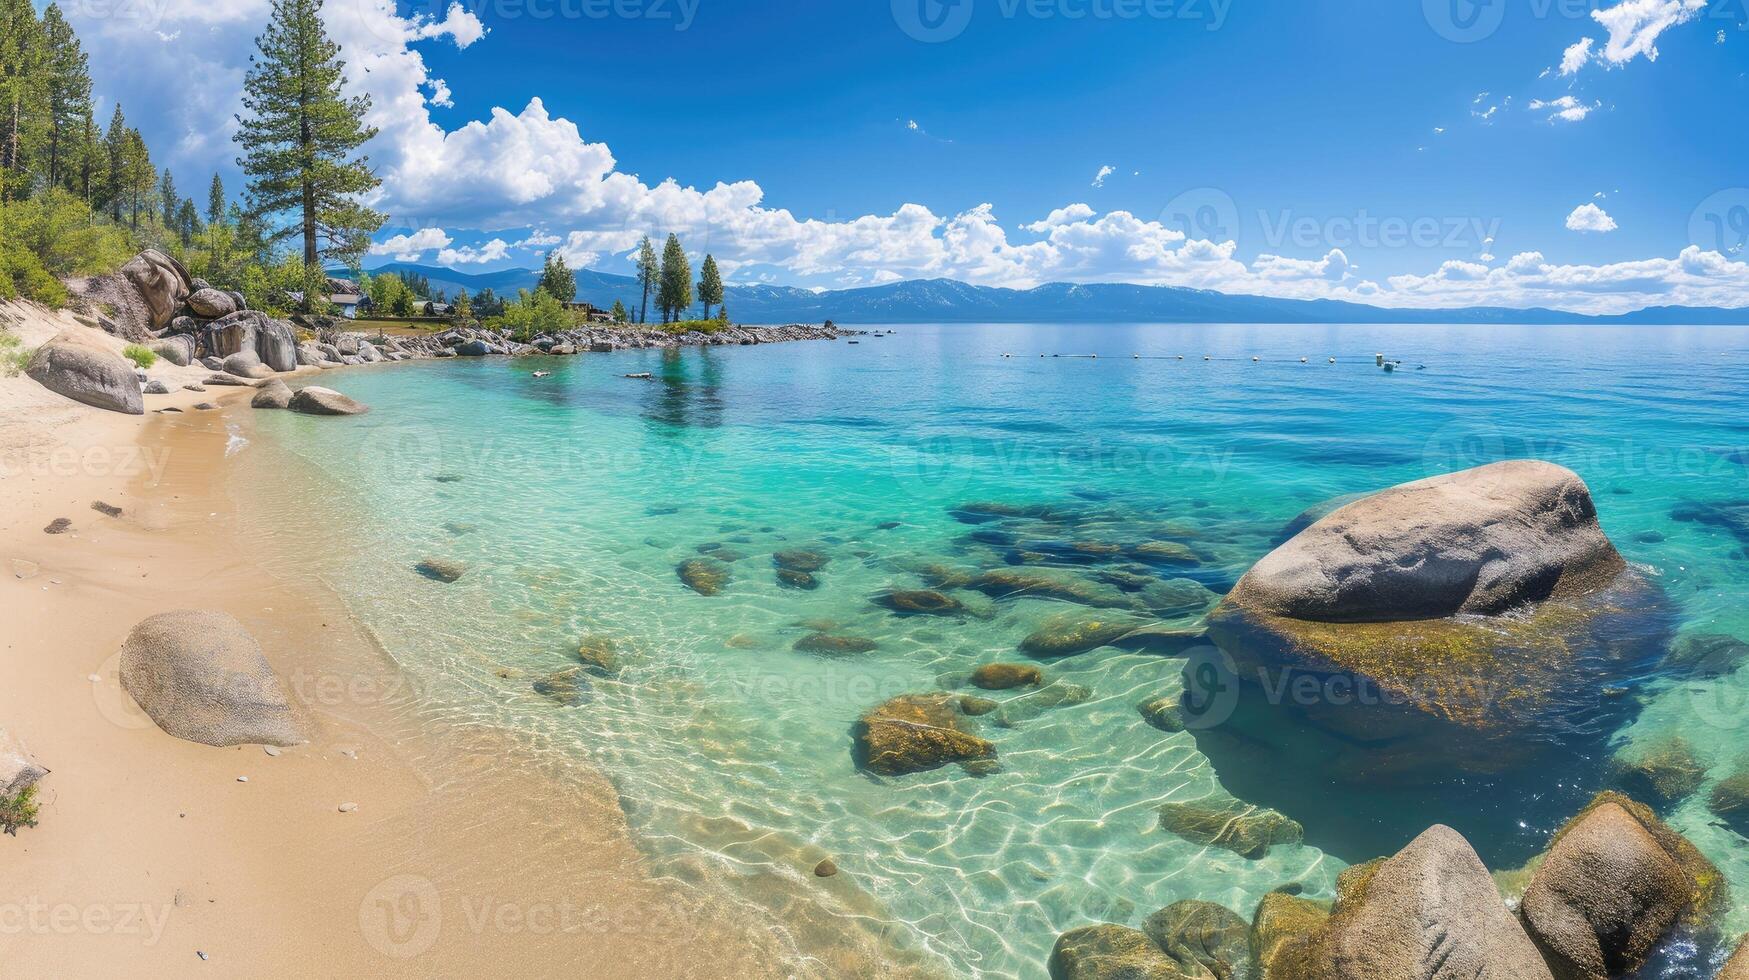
[1299,357,1308,363]
[1328,357,1336,363]
[1375,353,1385,366]
[1176,355,1184,361]
[1252,356,1260,362]
[1203,355,1211,361]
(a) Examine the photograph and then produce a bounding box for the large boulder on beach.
[25,332,143,415]
[855,693,995,776]
[119,610,304,747]
[223,350,274,380]
[211,311,298,373]
[1268,825,1552,980]
[1206,461,1668,776]
[120,249,191,330]
[186,287,238,319]
[288,386,369,416]
[1519,792,1725,980]
[1,728,47,799]
[250,379,293,409]
[148,335,196,367]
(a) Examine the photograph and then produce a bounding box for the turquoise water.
[242,323,1749,976]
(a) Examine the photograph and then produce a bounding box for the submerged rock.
[574,635,620,674]
[1250,892,1330,979]
[1708,770,1749,836]
[969,663,1044,690]
[1520,792,1726,980]
[1019,613,1142,658]
[1158,791,1302,859]
[854,693,995,776]
[1666,632,1749,679]
[1137,694,1185,733]
[969,568,1132,609]
[776,568,819,590]
[874,589,964,616]
[773,549,830,573]
[533,667,590,706]
[415,558,465,583]
[1268,824,1553,979]
[1609,736,1705,812]
[793,634,878,655]
[994,682,1094,727]
[1140,900,1249,980]
[678,558,729,596]
[1132,540,1200,564]
[1047,924,1182,980]
[120,611,304,748]
[958,695,999,716]
[1206,461,1667,780]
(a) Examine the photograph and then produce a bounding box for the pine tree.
[158,169,178,227]
[536,250,576,303]
[207,172,225,224]
[610,299,627,323]
[177,198,199,246]
[39,4,87,193]
[634,235,658,324]
[122,127,153,229]
[235,0,384,306]
[0,0,45,200]
[72,105,97,207]
[657,233,691,323]
[453,287,471,322]
[697,254,723,321]
[101,103,127,221]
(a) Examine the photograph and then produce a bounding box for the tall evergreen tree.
[634,235,658,324]
[235,0,384,305]
[158,169,177,227]
[101,103,127,221]
[697,254,723,321]
[39,3,87,192]
[536,250,576,303]
[177,198,199,246]
[0,0,45,199]
[122,127,153,229]
[73,104,97,207]
[207,172,225,224]
[657,233,692,323]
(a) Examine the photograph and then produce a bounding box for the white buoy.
[1299,357,1308,363]
[1328,357,1336,364]
[1203,355,1211,361]
[1252,356,1260,363]
[1176,355,1184,361]
[1133,353,1140,359]
[1375,353,1385,366]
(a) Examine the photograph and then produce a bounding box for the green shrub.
[0,190,133,307]
[658,318,729,336]
[122,343,157,369]
[0,785,39,834]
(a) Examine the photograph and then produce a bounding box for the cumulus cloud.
[1566,203,1619,233]
[1560,37,1595,74]
[1092,165,1115,188]
[437,239,511,265]
[1592,0,1707,65]
[368,227,452,260]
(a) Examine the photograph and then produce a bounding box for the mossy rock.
[874,589,965,616]
[793,633,879,655]
[1140,900,1249,980]
[1048,924,1186,980]
[1020,613,1144,657]
[773,549,830,573]
[776,568,820,590]
[855,693,995,776]
[1249,892,1330,979]
[533,667,590,706]
[959,695,999,716]
[1709,771,1749,836]
[969,568,1134,610]
[1137,694,1184,733]
[677,558,730,596]
[1132,540,1200,564]
[575,634,620,674]
[1610,736,1705,811]
[995,682,1094,727]
[1158,792,1302,859]
[970,663,1044,690]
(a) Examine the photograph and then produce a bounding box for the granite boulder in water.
[855,693,995,776]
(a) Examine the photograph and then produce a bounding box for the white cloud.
[1565,203,1619,233]
[1560,37,1595,74]
[1092,165,1115,188]
[1023,203,1096,234]
[368,227,452,260]
[437,239,510,265]
[1590,0,1707,67]
[1529,95,1602,122]
[1384,246,1749,313]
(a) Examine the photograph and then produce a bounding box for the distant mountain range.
[359,262,1749,326]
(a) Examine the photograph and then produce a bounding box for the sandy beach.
[0,304,838,977]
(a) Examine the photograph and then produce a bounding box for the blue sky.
[59,0,1749,311]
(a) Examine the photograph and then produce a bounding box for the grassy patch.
[1,785,40,834]
[0,330,28,377]
[651,319,729,336]
[121,343,157,369]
